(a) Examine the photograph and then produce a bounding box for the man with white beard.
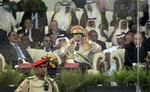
[80,0,108,41]
[51,0,78,31]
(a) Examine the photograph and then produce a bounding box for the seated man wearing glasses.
[57,26,101,73]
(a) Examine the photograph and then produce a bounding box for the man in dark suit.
[143,21,150,55]
[0,31,33,67]
[17,18,44,47]
[0,29,8,45]
[124,33,147,68]
[20,1,47,33]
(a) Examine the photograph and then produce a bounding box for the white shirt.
[25,29,33,42]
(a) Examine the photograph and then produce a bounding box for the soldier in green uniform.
[15,59,59,92]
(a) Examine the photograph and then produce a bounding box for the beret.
[32,59,47,67]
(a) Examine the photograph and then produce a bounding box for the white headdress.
[55,34,70,46]
[84,1,101,28]
[117,19,129,33]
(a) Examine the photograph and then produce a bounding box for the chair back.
[0,53,6,70]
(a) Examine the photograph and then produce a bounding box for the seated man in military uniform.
[15,59,59,92]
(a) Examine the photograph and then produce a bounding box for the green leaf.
[76,52,91,63]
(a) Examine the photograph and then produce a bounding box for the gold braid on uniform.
[82,43,91,51]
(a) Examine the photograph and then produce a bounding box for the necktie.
[33,17,36,29]
[75,42,80,51]
[14,44,24,60]
[26,30,30,36]
[32,13,38,29]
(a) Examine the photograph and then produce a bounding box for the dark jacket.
[124,42,147,67]
[0,43,33,67]
[20,11,48,28]
[96,40,106,51]
[0,29,8,45]
[17,28,44,43]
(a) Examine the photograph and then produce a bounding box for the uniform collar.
[33,75,47,81]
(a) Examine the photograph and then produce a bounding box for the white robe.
[0,6,17,33]
[111,19,129,45]
[85,2,105,41]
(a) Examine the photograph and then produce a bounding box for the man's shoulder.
[48,78,55,82]
[3,43,13,49]
[96,40,105,45]
[27,76,36,80]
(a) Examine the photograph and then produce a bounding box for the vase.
[146,62,150,69]
[47,68,57,77]
[0,86,17,92]
[86,85,136,92]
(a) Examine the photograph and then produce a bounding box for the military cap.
[32,59,47,67]
[71,26,84,34]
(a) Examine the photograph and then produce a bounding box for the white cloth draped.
[112,19,129,45]
[85,2,101,29]
[54,6,71,31]
[84,2,104,40]
[0,6,16,33]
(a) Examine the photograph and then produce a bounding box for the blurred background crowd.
[0,0,150,73]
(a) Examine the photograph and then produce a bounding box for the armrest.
[34,50,48,61]
[26,49,36,60]
[110,49,125,70]
[92,52,105,71]
[105,42,113,49]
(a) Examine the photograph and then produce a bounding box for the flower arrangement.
[145,51,150,62]
[41,54,58,68]
[144,51,150,68]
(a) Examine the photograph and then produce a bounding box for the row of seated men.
[1,0,150,71]
[0,25,102,71]
[1,23,150,73]
[6,0,144,27]
[1,0,146,42]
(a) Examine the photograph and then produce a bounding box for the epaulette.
[48,78,55,82]
[27,76,34,80]
[47,78,55,92]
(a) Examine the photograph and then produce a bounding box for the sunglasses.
[73,33,83,35]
